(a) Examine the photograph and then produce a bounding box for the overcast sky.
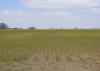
[0,0,100,29]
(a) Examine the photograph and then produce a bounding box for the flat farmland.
[0,30,100,71]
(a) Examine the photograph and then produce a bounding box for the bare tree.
[28,27,36,30]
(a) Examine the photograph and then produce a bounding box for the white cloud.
[0,0,100,29]
[88,7,100,14]
[0,10,27,17]
[22,0,99,8]
[0,10,100,29]
[21,0,100,17]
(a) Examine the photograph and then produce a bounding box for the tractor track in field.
[0,47,100,71]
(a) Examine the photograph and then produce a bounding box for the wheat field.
[0,30,100,71]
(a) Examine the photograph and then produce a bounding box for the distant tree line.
[28,27,36,30]
[0,23,8,29]
[0,22,36,30]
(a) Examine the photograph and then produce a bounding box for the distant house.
[0,23,8,29]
